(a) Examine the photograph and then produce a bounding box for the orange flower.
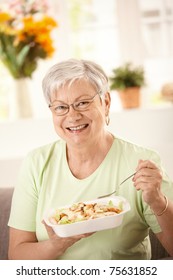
[0,12,12,22]
[0,0,58,78]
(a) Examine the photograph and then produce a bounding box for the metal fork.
[98,172,136,199]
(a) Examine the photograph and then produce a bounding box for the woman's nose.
[67,105,82,120]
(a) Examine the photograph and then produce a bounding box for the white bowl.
[44,196,130,237]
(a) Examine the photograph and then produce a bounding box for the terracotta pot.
[118,87,141,109]
[161,83,173,102]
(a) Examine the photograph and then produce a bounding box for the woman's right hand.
[43,221,94,256]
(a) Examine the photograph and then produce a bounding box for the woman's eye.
[55,105,67,111]
[77,101,90,107]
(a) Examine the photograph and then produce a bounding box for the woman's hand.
[133,159,164,208]
[43,221,93,256]
[133,159,173,256]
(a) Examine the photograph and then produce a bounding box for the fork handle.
[119,172,136,186]
[98,171,136,199]
[98,190,117,199]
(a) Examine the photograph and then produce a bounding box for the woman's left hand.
[133,159,163,207]
[133,160,173,256]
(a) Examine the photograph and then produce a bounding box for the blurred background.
[0,0,173,186]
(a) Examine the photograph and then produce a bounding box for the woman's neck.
[66,132,114,179]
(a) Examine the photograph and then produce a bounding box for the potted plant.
[109,62,146,109]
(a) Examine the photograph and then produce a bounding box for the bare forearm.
[9,239,66,260]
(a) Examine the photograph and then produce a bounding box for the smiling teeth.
[69,125,86,131]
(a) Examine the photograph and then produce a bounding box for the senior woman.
[8,59,173,260]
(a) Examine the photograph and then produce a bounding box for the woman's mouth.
[67,124,88,132]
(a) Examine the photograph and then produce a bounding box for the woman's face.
[50,79,111,147]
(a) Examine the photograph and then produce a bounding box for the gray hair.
[42,58,109,104]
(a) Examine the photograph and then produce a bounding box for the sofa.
[0,187,171,260]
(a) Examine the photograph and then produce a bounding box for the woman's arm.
[133,159,173,256]
[8,226,92,260]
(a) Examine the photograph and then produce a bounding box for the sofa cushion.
[149,230,170,260]
[0,188,14,260]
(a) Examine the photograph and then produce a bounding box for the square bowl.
[44,196,130,237]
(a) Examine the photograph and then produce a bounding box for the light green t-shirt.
[8,137,173,260]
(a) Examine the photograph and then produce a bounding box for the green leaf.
[118,201,123,211]
[16,44,31,67]
[108,200,114,207]
[109,62,146,91]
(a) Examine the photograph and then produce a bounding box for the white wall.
[0,107,173,187]
[108,107,173,180]
[0,118,57,187]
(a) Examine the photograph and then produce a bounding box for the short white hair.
[42,58,109,104]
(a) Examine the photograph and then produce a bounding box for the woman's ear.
[104,91,111,111]
[104,92,111,126]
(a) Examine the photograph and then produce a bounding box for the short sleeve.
[8,152,39,231]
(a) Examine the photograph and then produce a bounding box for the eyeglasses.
[49,92,100,116]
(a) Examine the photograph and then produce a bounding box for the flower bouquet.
[0,0,57,79]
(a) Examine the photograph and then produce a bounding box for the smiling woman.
[8,58,173,260]
[46,76,111,151]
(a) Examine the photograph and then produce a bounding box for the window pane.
[139,0,173,57]
[139,0,173,102]
[66,0,120,73]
